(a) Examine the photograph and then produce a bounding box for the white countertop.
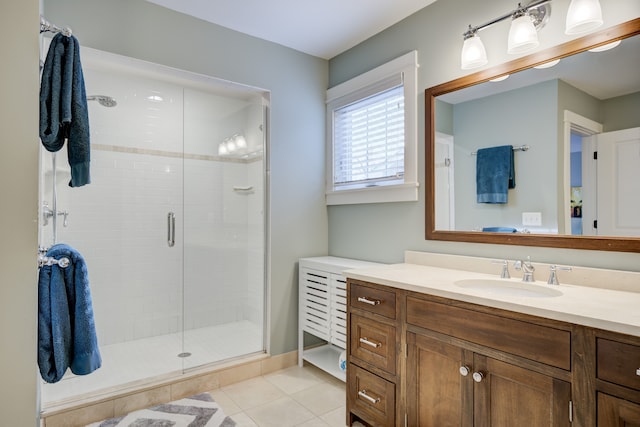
[344,263,640,337]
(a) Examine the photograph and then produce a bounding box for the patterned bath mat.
[86,392,236,426]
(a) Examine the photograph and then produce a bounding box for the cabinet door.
[473,355,572,427]
[598,393,640,427]
[299,267,330,340]
[407,332,473,427]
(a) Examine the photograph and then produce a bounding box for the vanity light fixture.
[460,0,603,70]
[461,28,488,70]
[489,74,510,82]
[533,58,560,69]
[507,7,540,54]
[218,133,248,157]
[565,0,603,35]
[588,39,621,52]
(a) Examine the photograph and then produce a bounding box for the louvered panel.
[301,268,330,340]
[330,275,348,349]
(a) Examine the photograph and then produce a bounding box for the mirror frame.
[425,18,640,253]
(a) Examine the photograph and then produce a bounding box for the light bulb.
[508,14,539,54]
[226,138,236,153]
[461,33,488,70]
[565,0,603,35]
[218,142,228,156]
[234,134,247,149]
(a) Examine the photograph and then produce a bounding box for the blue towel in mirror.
[482,227,517,233]
[476,145,515,204]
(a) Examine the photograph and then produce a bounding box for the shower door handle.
[167,212,175,247]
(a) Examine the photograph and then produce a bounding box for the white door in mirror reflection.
[435,132,455,230]
[592,127,640,236]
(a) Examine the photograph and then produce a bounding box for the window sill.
[326,182,419,205]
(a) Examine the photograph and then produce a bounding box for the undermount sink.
[454,279,563,298]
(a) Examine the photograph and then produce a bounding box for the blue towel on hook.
[476,145,515,204]
[40,33,91,187]
[38,244,101,383]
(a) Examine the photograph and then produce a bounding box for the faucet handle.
[491,259,511,279]
[547,265,572,285]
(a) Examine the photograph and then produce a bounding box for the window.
[326,51,419,205]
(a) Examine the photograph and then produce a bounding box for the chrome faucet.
[491,259,511,279]
[547,265,572,285]
[514,256,535,282]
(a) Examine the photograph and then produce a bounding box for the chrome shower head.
[87,95,117,107]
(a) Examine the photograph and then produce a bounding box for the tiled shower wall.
[40,50,265,347]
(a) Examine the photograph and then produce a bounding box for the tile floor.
[207,364,348,427]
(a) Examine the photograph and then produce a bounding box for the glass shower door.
[181,88,267,370]
[39,44,267,407]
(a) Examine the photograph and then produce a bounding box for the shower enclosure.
[39,45,268,406]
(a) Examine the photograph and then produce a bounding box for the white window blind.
[325,50,418,205]
[333,85,405,188]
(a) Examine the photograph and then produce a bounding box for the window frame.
[326,51,419,205]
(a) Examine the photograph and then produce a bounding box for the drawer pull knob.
[358,389,381,404]
[636,368,640,377]
[359,337,382,348]
[472,371,485,383]
[459,366,470,376]
[357,296,381,306]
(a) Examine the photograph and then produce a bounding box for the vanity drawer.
[597,338,640,391]
[406,296,571,370]
[349,281,396,319]
[348,363,395,427]
[350,313,396,375]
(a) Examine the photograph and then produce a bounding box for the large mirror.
[425,18,640,252]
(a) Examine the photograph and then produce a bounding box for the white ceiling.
[146,0,438,59]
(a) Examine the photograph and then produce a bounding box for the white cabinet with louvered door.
[299,257,382,382]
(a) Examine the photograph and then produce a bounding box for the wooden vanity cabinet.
[405,294,572,427]
[347,280,401,427]
[595,333,640,427]
[346,278,640,427]
[406,330,572,427]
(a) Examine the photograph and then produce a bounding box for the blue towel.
[482,227,517,233]
[38,244,101,383]
[476,145,515,204]
[40,33,91,187]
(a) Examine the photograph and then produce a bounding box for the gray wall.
[42,0,329,359]
[328,0,640,271]
[603,91,640,131]
[1,2,40,425]
[453,80,558,232]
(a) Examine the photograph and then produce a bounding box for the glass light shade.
[588,40,621,52]
[226,138,237,153]
[461,34,488,70]
[234,134,247,149]
[565,0,603,35]
[508,14,539,54]
[489,74,510,82]
[534,59,561,69]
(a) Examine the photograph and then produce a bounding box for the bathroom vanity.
[344,252,640,427]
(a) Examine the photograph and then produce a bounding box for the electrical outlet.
[522,212,542,226]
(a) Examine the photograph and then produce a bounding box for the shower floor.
[41,320,264,406]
